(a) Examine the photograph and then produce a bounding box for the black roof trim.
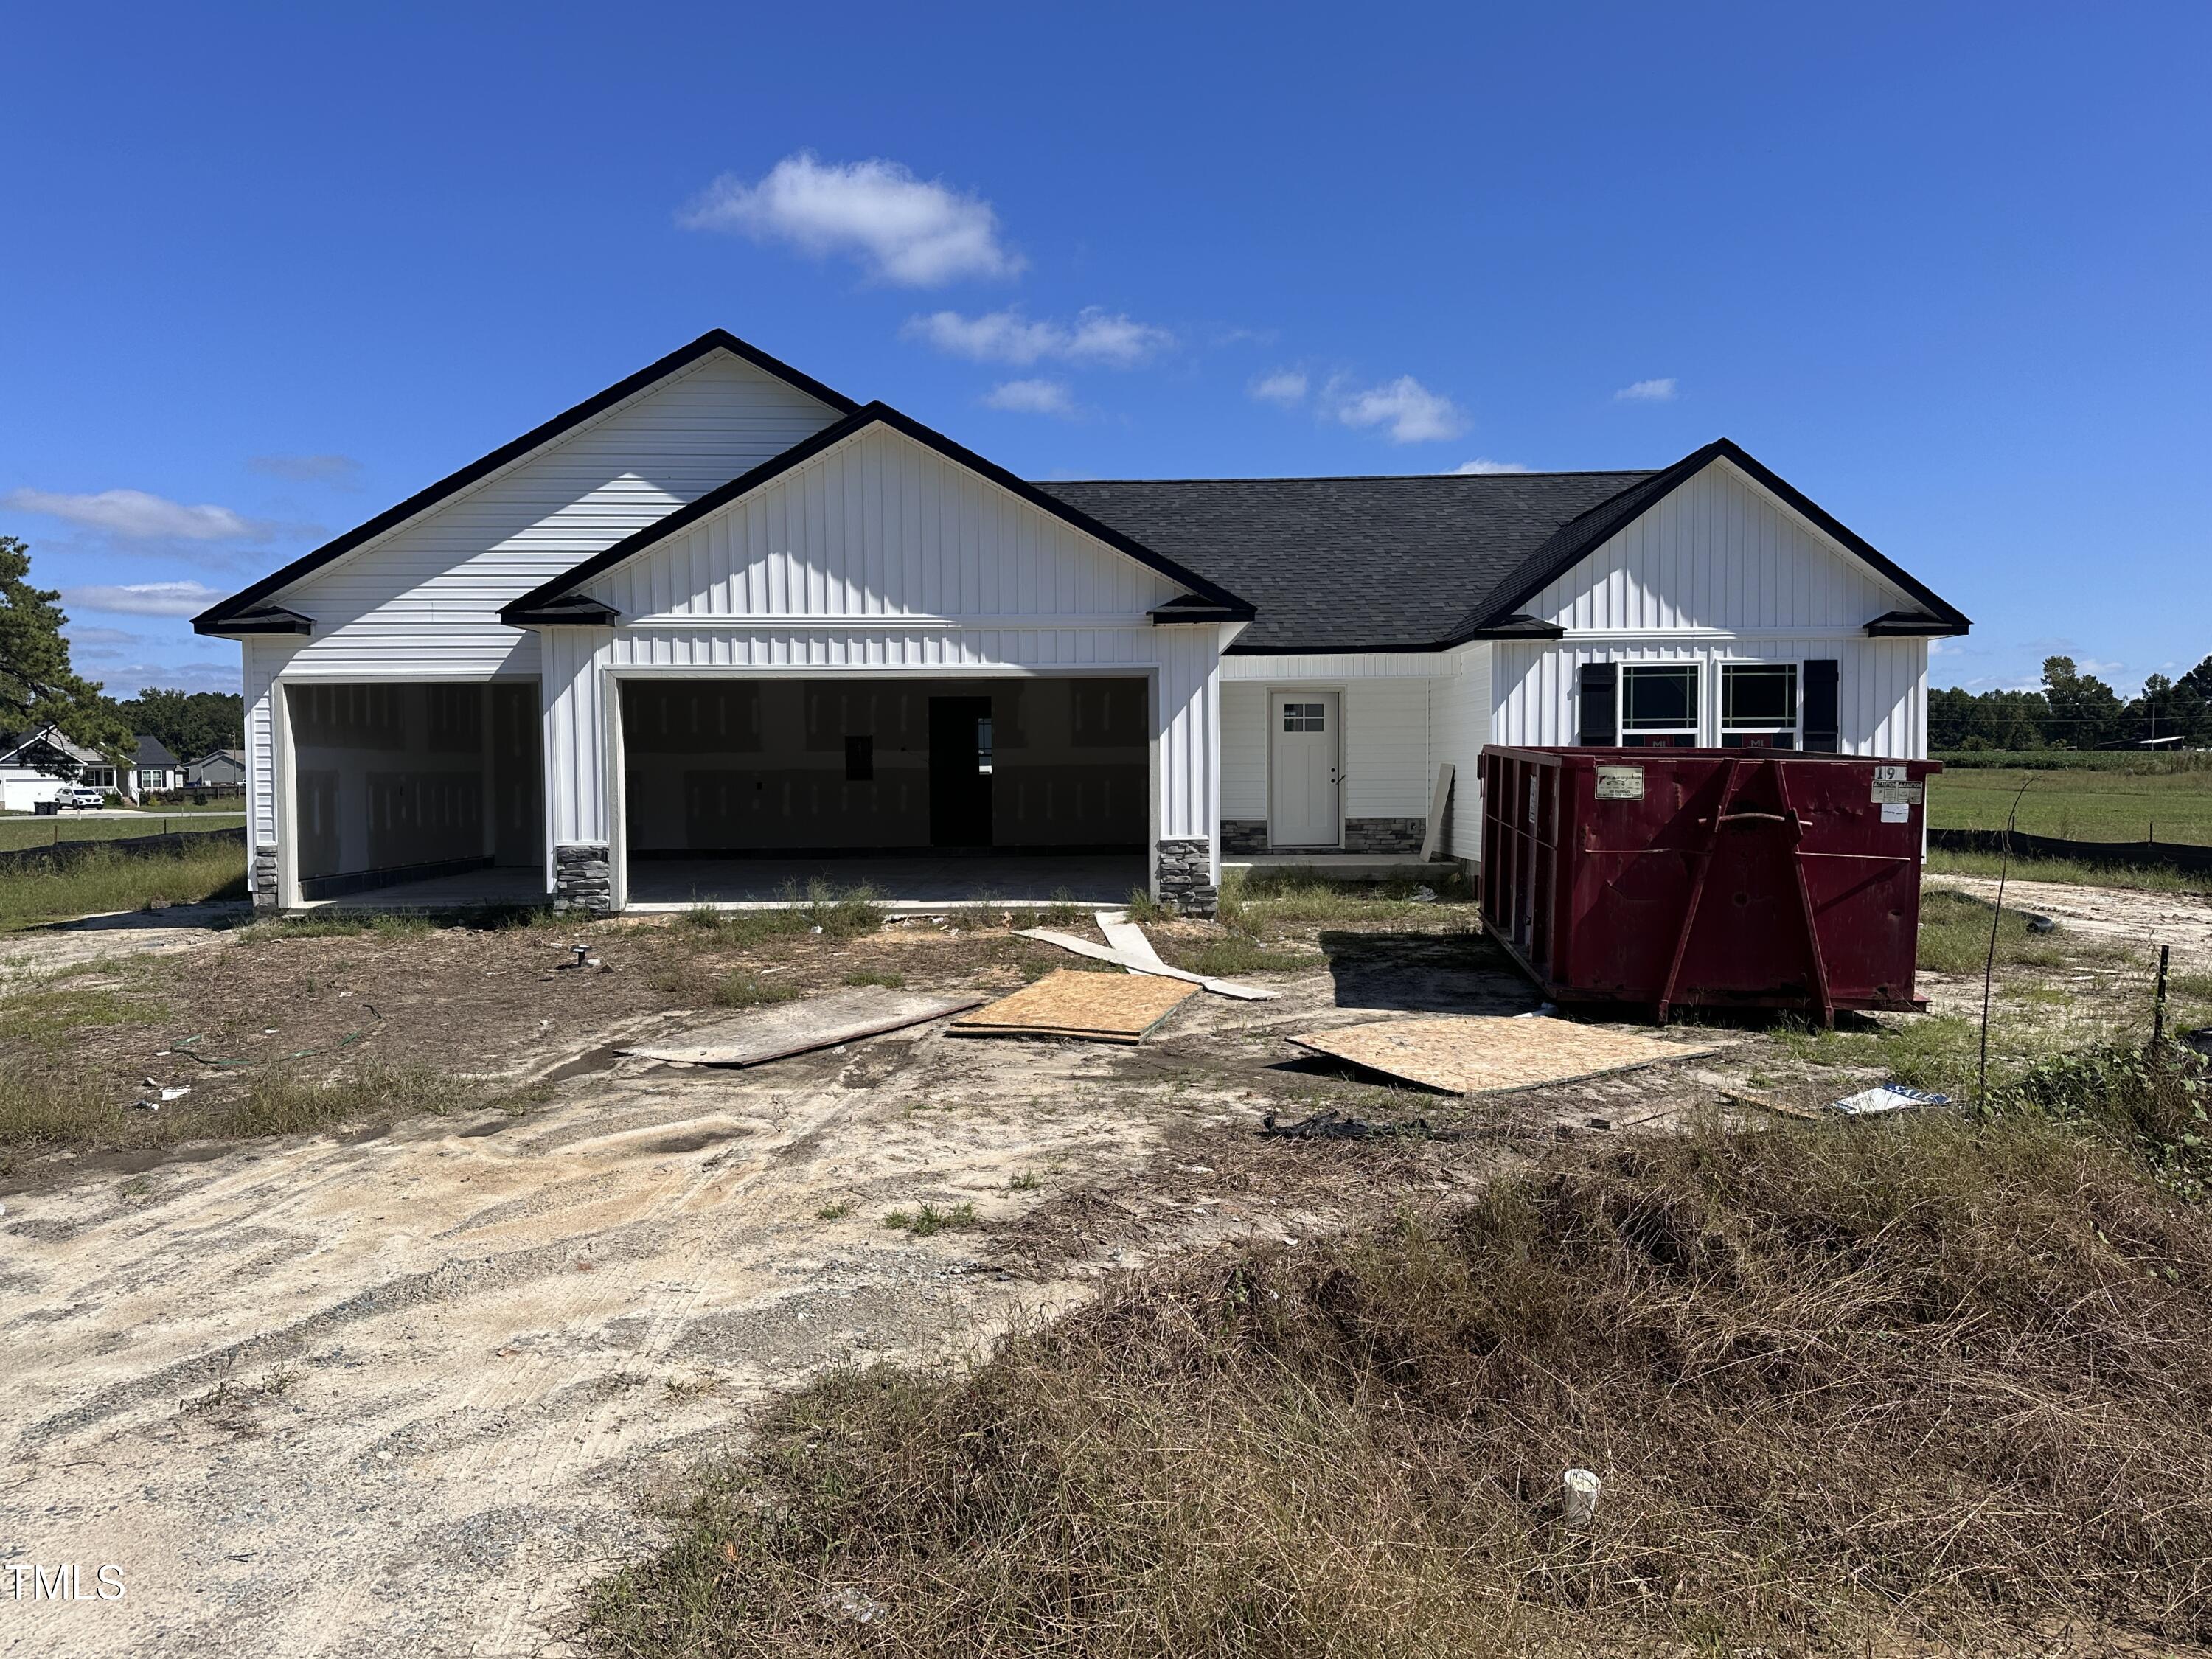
[192,330,858,635]
[1448,438,1971,644]
[503,402,1257,626]
[1147,595,1245,625]
[202,605,313,636]
[506,596,622,627]
[1461,613,1566,640]
[1865,609,1969,638]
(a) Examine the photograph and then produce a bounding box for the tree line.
[1,536,244,769]
[1933,655,2212,751]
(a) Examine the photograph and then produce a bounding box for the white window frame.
[1719,661,1802,749]
[1618,663,1701,748]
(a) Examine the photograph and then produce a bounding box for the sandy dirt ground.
[12,877,2202,1657]
[0,900,248,983]
[1927,873,2212,967]
[1,908,1691,1659]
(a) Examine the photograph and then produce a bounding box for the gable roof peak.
[194,328,857,635]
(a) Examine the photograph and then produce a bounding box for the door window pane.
[1281,703,1326,732]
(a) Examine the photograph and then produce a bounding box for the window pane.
[1622,665,1697,730]
[1722,664,1798,728]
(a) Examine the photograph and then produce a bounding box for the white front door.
[1269,691,1339,847]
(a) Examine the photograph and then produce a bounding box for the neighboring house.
[0,724,118,811]
[193,330,1969,915]
[186,748,248,787]
[132,734,183,796]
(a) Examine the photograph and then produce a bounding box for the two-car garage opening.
[618,677,1150,904]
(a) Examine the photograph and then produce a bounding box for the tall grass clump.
[589,1108,2212,1658]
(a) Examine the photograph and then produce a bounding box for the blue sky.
[4,1,2205,698]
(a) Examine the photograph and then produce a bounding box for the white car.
[60,786,107,809]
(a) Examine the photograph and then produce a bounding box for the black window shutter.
[1577,663,1618,745]
[1802,658,1840,752]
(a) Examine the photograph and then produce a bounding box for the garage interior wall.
[287,681,541,883]
[620,676,1147,855]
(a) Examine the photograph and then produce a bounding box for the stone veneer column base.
[1220,819,1270,855]
[1154,837,1217,917]
[1343,816,1427,854]
[553,841,614,915]
[251,844,279,912]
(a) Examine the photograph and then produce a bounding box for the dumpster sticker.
[1880,801,1910,824]
[1871,778,1925,806]
[1593,765,1644,801]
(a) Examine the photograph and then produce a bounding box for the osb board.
[1286,1015,1725,1096]
[948,968,1197,1044]
[622,988,986,1067]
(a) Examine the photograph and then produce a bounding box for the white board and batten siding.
[234,351,847,883]
[1492,458,1931,757]
[548,422,1229,893]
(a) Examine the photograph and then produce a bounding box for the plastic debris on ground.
[1829,1083,1952,1117]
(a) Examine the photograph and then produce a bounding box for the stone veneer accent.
[252,844,279,911]
[1343,816,1427,854]
[1153,837,1217,916]
[1220,819,1270,855]
[553,841,614,915]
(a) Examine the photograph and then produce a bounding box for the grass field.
[1928,764,2212,845]
[0,843,247,931]
[0,812,246,852]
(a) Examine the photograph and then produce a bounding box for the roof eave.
[1865,610,1971,637]
[195,605,313,636]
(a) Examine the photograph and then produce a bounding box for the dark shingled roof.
[1035,470,1656,653]
[133,734,179,766]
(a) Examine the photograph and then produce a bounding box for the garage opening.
[619,677,1149,905]
[288,680,543,902]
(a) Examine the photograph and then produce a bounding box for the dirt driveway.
[4,908,1664,1658]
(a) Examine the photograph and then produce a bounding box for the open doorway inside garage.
[288,680,543,902]
[619,676,1150,905]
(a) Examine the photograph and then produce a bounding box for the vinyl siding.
[1219,661,1442,827]
[545,423,1224,890]
[1430,644,1492,857]
[264,352,844,681]
[1490,636,1927,757]
[1526,458,1916,633]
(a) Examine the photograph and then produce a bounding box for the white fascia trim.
[617,613,1160,631]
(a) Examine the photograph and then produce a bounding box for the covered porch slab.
[626,852,1147,911]
[1222,852,1458,882]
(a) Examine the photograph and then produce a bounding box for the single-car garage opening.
[619,676,1149,905]
[288,680,543,902]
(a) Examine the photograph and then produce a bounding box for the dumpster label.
[1880,801,1910,824]
[1874,765,1907,782]
[1593,765,1644,801]
[1871,778,1924,806]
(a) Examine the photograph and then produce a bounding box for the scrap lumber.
[1285,1014,1725,1096]
[621,988,985,1068]
[1094,910,1168,968]
[948,968,1197,1044]
[1419,762,1454,863]
[1012,927,1277,1001]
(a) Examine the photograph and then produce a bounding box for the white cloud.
[1614,378,1678,403]
[80,658,242,695]
[1249,369,1308,406]
[62,625,151,650]
[982,378,1079,418]
[679,152,1023,286]
[903,307,1172,367]
[1333,375,1467,443]
[1451,458,1529,475]
[5,487,272,542]
[62,580,226,617]
[247,453,361,487]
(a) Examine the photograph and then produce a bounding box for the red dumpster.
[1477,745,1941,1025]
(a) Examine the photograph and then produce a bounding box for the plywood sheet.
[949,968,1197,1044]
[1013,928,1277,1000]
[622,988,986,1067]
[1286,1015,1724,1096]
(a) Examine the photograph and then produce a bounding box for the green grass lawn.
[0,812,246,852]
[1927,765,2212,846]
